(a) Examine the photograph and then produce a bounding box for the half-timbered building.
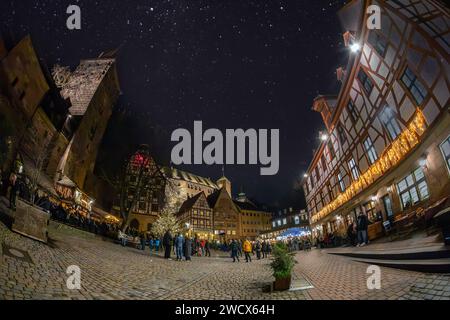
[303,0,450,239]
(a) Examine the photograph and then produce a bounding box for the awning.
[56,176,77,188]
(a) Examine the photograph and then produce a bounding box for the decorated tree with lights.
[151,180,183,237]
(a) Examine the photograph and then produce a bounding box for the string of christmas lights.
[311,109,426,224]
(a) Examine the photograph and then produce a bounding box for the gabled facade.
[177,192,214,239]
[207,187,241,241]
[302,0,450,238]
[113,144,166,231]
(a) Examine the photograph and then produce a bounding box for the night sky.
[1,0,350,209]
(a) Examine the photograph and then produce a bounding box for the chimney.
[336,67,346,82]
[312,95,337,132]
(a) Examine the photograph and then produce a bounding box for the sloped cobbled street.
[0,220,449,300]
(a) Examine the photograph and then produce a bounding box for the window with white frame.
[440,135,450,174]
[338,172,345,192]
[358,69,374,94]
[368,31,388,57]
[401,67,427,105]
[380,106,402,140]
[363,136,378,164]
[396,167,430,209]
[348,158,360,180]
[347,100,358,123]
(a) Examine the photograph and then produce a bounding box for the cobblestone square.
[1,220,449,300]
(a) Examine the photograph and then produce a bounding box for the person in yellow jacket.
[243,239,252,262]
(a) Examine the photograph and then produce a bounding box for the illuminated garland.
[311,109,426,224]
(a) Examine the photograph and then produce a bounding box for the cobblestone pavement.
[0,220,305,300]
[294,249,450,300]
[1,218,449,300]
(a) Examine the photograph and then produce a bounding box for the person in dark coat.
[347,222,357,246]
[261,241,267,259]
[184,237,192,261]
[205,240,211,257]
[357,212,369,246]
[163,230,172,259]
[8,172,17,211]
[255,240,262,259]
[230,239,240,262]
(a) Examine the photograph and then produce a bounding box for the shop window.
[396,167,430,209]
[382,195,394,218]
[358,69,374,94]
[364,136,378,164]
[363,201,377,222]
[380,106,401,140]
[440,135,450,174]
[401,67,427,105]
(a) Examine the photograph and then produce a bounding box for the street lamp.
[320,133,329,141]
[303,173,308,178]
[350,42,361,53]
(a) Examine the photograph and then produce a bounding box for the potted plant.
[270,242,296,291]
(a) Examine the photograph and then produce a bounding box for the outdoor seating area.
[386,195,450,242]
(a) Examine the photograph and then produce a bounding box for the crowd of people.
[118,230,214,261]
[1,170,121,238]
[315,212,371,248]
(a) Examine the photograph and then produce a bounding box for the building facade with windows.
[260,208,310,240]
[233,191,272,240]
[112,145,167,231]
[177,191,214,239]
[302,0,449,239]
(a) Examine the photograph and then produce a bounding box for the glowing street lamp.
[350,42,361,53]
[320,133,329,141]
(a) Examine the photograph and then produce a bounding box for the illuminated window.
[364,137,378,164]
[358,69,374,94]
[401,67,427,105]
[348,158,359,180]
[440,135,450,174]
[380,106,402,140]
[397,167,429,209]
[282,218,287,225]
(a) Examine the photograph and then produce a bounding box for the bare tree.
[23,129,58,203]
